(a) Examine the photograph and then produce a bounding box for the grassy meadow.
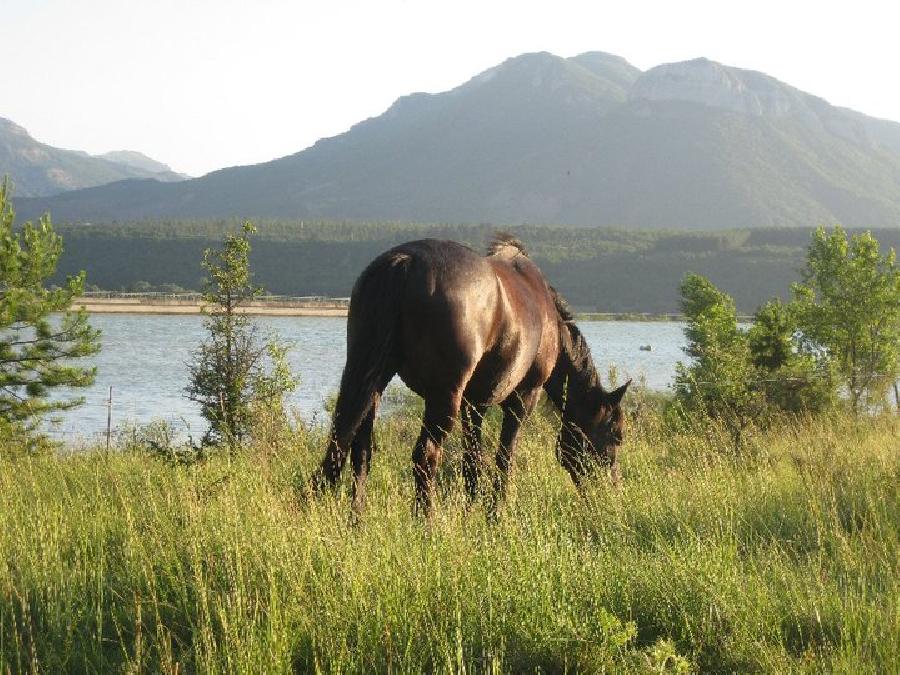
[1,405,897,673]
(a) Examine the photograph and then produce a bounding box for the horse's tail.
[331,250,411,445]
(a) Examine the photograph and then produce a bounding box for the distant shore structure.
[74,292,349,317]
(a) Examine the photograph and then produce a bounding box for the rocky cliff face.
[628,58,900,154]
[630,58,818,117]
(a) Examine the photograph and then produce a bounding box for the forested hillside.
[52,221,900,313]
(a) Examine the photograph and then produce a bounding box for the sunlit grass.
[1,410,897,672]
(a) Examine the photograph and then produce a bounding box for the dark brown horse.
[313,236,630,515]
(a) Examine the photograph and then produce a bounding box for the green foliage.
[792,226,900,412]
[0,411,897,671]
[747,298,794,371]
[124,280,191,293]
[675,226,900,426]
[0,179,100,437]
[186,222,297,447]
[673,275,840,447]
[672,273,762,448]
[114,418,213,466]
[748,299,837,413]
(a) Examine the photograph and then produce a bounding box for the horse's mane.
[550,286,601,390]
[487,232,528,257]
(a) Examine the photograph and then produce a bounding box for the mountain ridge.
[99,150,187,177]
[0,117,188,197]
[13,51,900,229]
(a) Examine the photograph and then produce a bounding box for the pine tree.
[0,179,100,436]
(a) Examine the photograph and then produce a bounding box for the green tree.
[672,275,837,449]
[746,299,794,372]
[747,299,836,413]
[0,179,100,434]
[792,226,899,412]
[186,222,297,447]
[672,273,762,449]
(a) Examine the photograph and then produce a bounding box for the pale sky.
[3,0,899,177]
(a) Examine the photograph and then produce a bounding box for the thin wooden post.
[106,386,113,453]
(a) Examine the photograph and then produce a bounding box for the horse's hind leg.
[461,401,487,503]
[413,395,462,516]
[350,394,380,516]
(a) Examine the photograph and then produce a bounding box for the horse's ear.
[604,379,631,407]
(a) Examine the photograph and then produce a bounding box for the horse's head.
[556,380,630,485]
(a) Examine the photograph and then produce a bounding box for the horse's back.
[345,239,557,405]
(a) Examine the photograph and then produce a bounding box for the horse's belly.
[464,349,536,405]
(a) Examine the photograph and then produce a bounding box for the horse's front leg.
[312,432,351,494]
[492,389,540,512]
[461,401,488,503]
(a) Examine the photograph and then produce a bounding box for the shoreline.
[73,297,349,317]
[73,296,711,321]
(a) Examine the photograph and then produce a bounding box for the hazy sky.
[4,0,899,177]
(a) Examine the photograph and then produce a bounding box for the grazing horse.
[313,236,630,515]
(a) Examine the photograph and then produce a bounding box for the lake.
[47,314,688,442]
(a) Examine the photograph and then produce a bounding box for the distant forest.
[50,220,900,313]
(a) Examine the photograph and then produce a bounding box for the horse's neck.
[543,365,571,412]
[543,334,597,413]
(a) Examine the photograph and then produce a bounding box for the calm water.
[47,314,688,441]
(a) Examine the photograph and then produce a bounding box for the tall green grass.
[1,410,897,672]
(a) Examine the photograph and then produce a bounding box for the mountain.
[15,52,900,228]
[0,117,187,197]
[98,150,187,177]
